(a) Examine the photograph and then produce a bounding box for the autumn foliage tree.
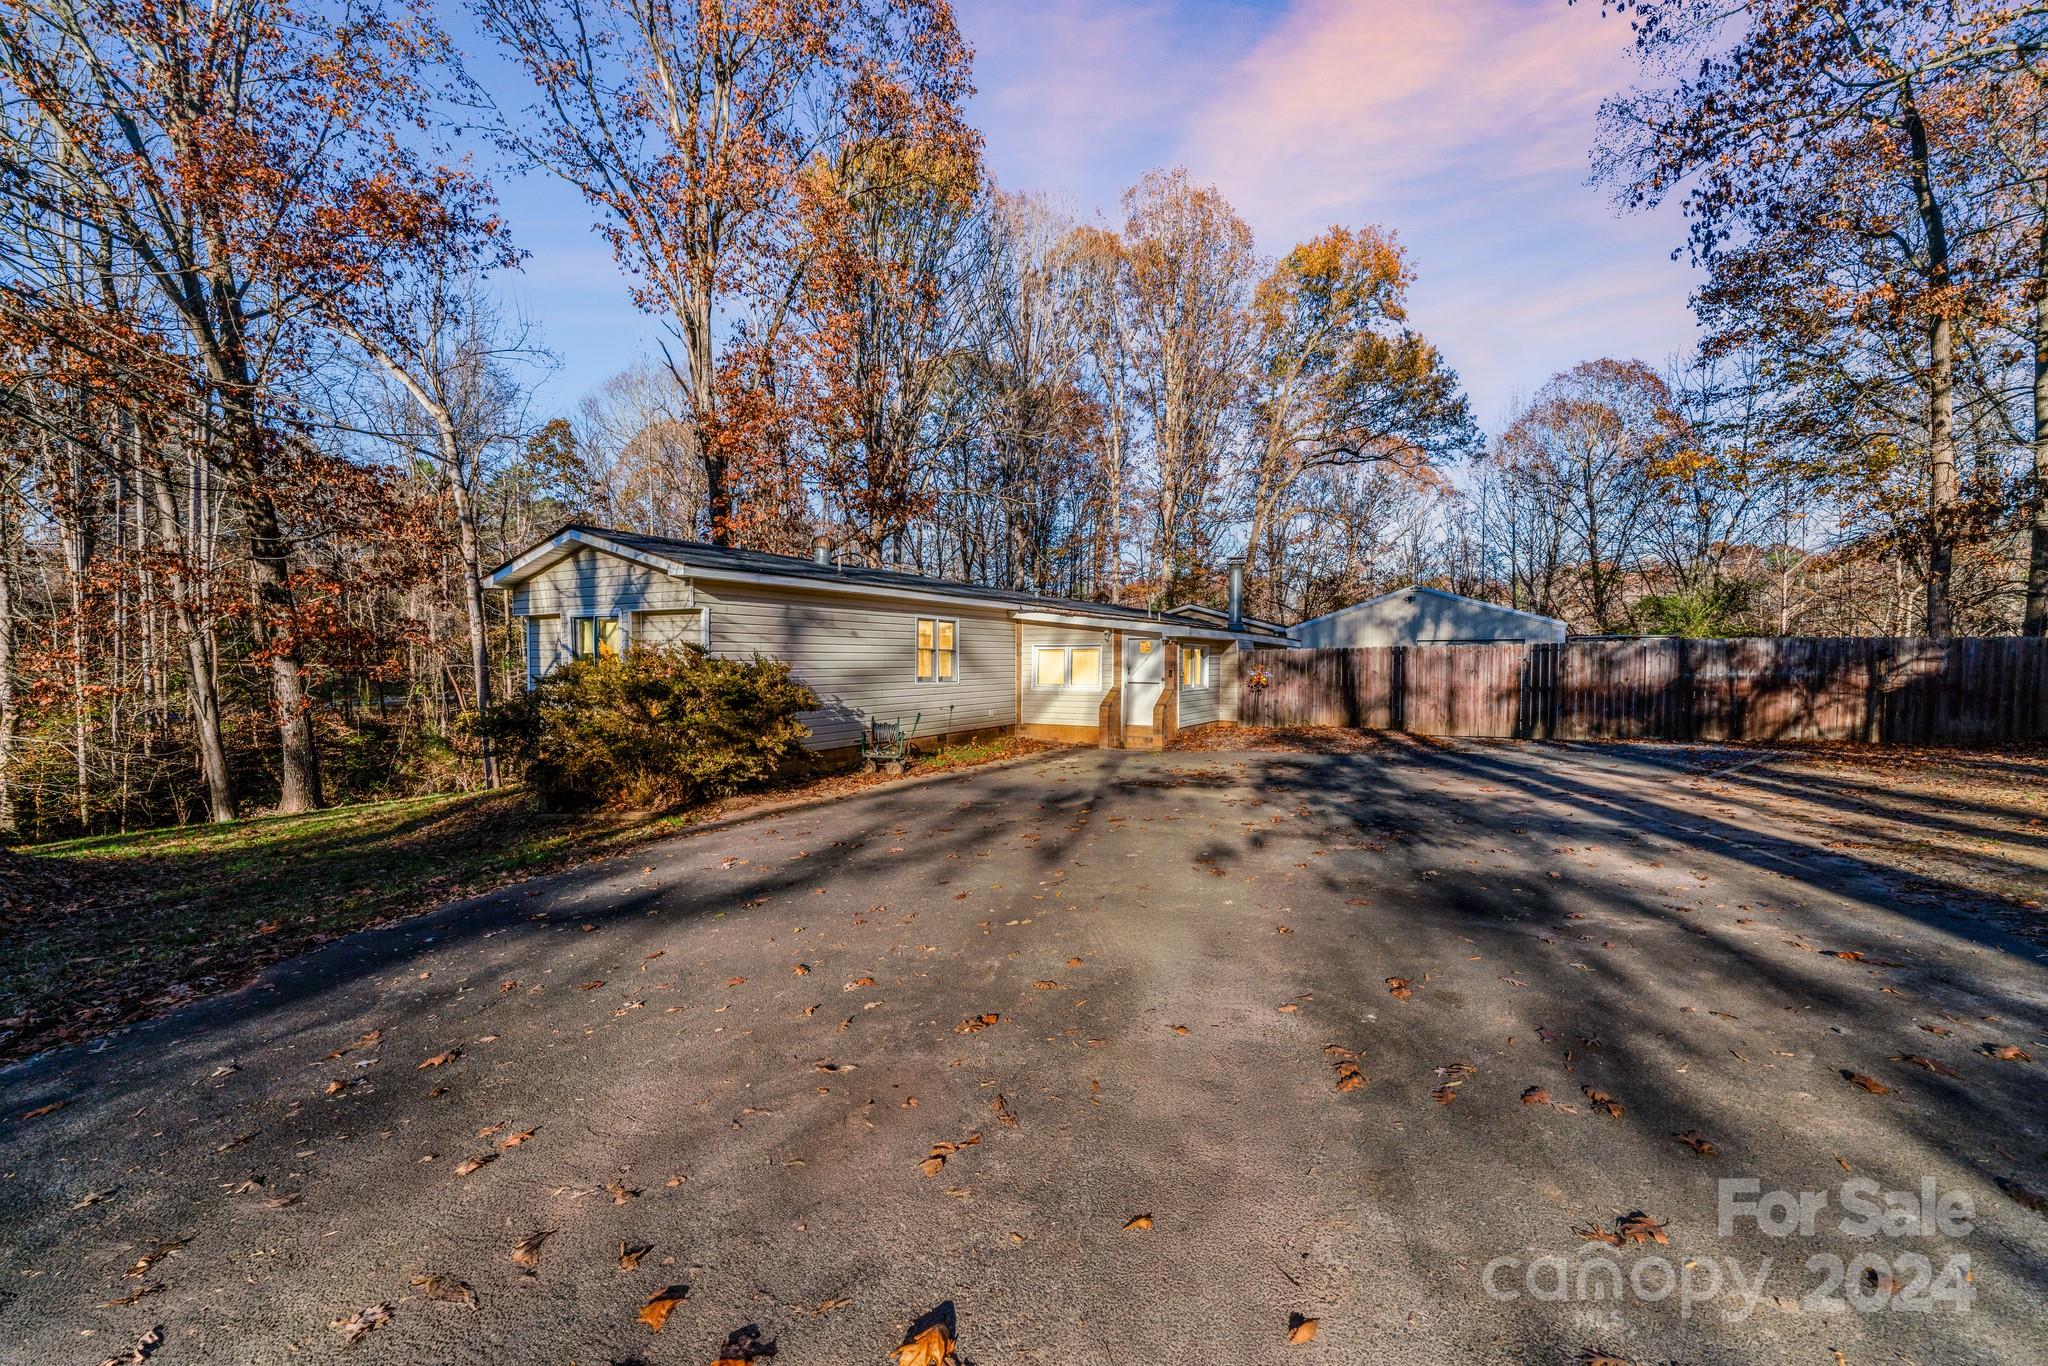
[477,0,975,546]
[0,0,492,811]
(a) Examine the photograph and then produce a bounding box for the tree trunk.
[1925,313,1958,637]
[234,444,324,813]
[2024,227,2048,637]
[0,488,17,839]
[447,449,498,786]
[1902,89,1956,638]
[146,458,236,822]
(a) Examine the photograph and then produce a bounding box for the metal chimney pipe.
[812,535,831,566]
[1226,555,1245,632]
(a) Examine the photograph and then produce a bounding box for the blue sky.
[468,0,1704,431]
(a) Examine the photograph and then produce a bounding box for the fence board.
[1235,637,2048,745]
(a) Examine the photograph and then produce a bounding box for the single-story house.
[1290,587,1566,648]
[487,525,1292,755]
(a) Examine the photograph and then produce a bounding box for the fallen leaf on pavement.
[99,1282,164,1307]
[1891,1054,1958,1077]
[500,1128,537,1148]
[1982,1044,2033,1063]
[96,1326,161,1366]
[1288,1314,1319,1344]
[1386,977,1413,1000]
[1583,1086,1625,1119]
[954,1013,999,1033]
[1124,1214,1152,1230]
[638,1285,688,1332]
[619,1242,652,1271]
[1675,1130,1719,1157]
[1617,1212,1669,1246]
[894,1323,958,1366]
[329,1303,391,1345]
[411,1273,476,1308]
[417,1051,458,1069]
[510,1230,553,1269]
[1522,1087,1550,1106]
[1843,1071,1891,1094]
[453,1154,496,1176]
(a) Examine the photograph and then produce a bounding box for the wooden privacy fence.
[1236,637,2048,745]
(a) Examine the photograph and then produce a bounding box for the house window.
[916,617,956,683]
[572,615,619,661]
[1034,644,1105,690]
[1180,645,1208,688]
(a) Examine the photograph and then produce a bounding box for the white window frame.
[1180,644,1210,689]
[570,614,622,662]
[1032,643,1107,691]
[915,616,958,685]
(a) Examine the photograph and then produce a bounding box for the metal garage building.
[1290,586,1566,648]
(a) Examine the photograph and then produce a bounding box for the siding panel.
[1020,625,1114,728]
[704,584,1017,749]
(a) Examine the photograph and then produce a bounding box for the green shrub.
[1633,581,1755,638]
[474,646,818,811]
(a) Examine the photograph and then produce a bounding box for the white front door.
[1125,635,1164,728]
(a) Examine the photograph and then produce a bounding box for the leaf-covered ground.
[1,741,2043,1363]
[0,734,1055,1068]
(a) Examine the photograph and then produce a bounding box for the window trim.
[1032,642,1107,692]
[1180,644,1209,690]
[915,615,959,685]
[570,614,622,662]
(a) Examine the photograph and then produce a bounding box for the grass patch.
[1,734,1060,1067]
[2,790,689,1066]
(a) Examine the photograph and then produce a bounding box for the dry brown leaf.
[954,1013,999,1034]
[417,1050,458,1070]
[1067,957,1083,967]
[1891,1054,1958,1077]
[607,1180,640,1204]
[1674,1130,1719,1157]
[578,980,606,990]
[1616,1211,1669,1246]
[1574,1222,1623,1247]
[99,1282,164,1307]
[1287,1314,1319,1344]
[453,1154,496,1176]
[1843,1071,1891,1094]
[1123,1214,1152,1230]
[1032,980,1059,990]
[1334,1061,1364,1092]
[894,1324,958,1366]
[22,1100,66,1120]
[411,1272,477,1309]
[1983,1043,2033,1062]
[329,1303,391,1344]
[618,1242,652,1271]
[1582,1086,1625,1119]
[1522,1086,1550,1106]
[323,1079,350,1097]
[510,1229,553,1269]
[637,1285,687,1333]
[499,1128,536,1148]
[845,976,876,990]
[95,1326,161,1366]
[1386,977,1413,1000]
[792,963,810,975]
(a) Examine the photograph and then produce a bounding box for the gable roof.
[488,524,1292,641]
[1294,585,1566,630]
[1162,602,1291,634]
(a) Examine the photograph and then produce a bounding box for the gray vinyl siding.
[635,607,706,649]
[1178,644,1220,727]
[1218,642,1241,722]
[701,582,1017,750]
[1019,624,1113,728]
[511,548,692,620]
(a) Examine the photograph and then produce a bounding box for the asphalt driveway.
[3,743,2045,1364]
